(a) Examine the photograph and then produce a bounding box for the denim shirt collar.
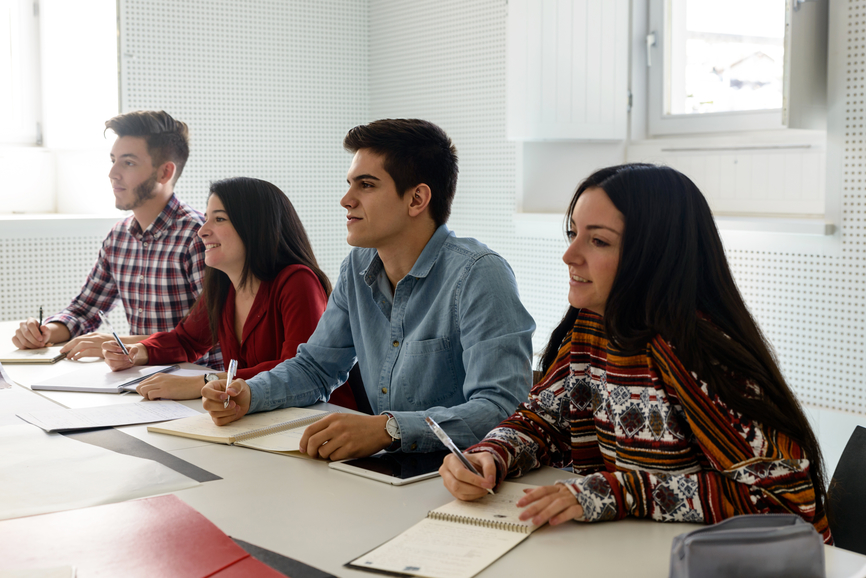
[360,224,452,287]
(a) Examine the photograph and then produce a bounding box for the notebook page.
[148,406,327,444]
[348,517,528,578]
[236,426,306,453]
[428,481,541,533]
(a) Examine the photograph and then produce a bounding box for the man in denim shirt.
[202,119,535,459]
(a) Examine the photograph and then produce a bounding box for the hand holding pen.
[97,310,134,364]
[223,359,238,408]
[427,416,496,497]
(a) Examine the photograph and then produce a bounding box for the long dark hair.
[539,163,827,510]
[199,177,331,344]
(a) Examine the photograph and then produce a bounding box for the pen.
[97,310,134,364]
[425,416,494,495]
[224,359,238,408]
[38,306,43,327]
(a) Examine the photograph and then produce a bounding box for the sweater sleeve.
[466,329,588,482]
[235,268,327,380]
[140,300,213,364]
[555,337,830,542]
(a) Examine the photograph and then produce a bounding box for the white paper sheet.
[0,424,199,521]
[32,363,178,393]
[16,400,201,432]
[0,361,14,389]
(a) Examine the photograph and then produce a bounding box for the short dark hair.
[105,110,190,183]
[200,177,331,345]
[343,119,458,227]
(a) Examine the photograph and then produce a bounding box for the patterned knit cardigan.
[467,309,831,542]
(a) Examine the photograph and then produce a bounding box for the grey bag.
[669,514,825,578]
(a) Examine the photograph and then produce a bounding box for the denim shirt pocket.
[401,336,460,406]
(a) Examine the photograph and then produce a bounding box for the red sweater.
[140,265,356,409]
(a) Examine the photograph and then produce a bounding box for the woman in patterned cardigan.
[440,163,830,541]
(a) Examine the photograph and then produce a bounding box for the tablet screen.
[340,450,449,480]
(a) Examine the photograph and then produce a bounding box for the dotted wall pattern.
[0,235,130,334]
[119,0,369,282]
[369,0,571,358]
[369,0,865,414]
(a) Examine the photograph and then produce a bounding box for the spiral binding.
[426,511,532,534]
[232,413,327,443]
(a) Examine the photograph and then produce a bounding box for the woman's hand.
[516,484,584,526]
[136,373,204,400]
[439,452,497,501]
[103,342,146,371]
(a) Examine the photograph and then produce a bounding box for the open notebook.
[347,481,543,578]
[147,406,332,457]
[31,364,179,393]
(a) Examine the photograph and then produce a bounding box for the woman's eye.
[565,230,576,242]
[592,238,609,247]
[215,217,226,222]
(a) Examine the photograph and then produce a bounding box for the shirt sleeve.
[44,230,121,337]
[466,330,579,481]
[235,268,328,380]
[387,254,536,453]
[245,258,357,412]
[140,299,213,364]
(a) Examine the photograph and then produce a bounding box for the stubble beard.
[116,171,158,211]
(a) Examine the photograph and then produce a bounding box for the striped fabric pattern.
[468,309,831,542]
[46,195,221,369]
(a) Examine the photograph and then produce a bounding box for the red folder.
[0,494,287,577]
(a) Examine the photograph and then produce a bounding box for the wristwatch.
[384,413,402,449]
[204,373,220,386]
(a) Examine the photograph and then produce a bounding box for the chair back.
[827,425,866,555]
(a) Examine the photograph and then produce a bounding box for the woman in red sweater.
[103,177,356,409]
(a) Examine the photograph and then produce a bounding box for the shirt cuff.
[557,474,620,523]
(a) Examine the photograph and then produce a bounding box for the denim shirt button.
[392,340,399,347]
[381,387,387,394]
[410,443,417,450]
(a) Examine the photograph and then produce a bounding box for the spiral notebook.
[147,406,332,457]
[346,481,542,578]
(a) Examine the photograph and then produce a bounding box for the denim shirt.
[246,225,536,452]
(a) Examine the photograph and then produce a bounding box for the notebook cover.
[0,494,251,577]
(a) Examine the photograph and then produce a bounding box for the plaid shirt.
[47,194,222,369]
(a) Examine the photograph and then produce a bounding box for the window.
[0,0,41,145]
[647,0,827,135]
[0,0,119,215]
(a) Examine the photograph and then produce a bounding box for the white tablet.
[329,450,448,486]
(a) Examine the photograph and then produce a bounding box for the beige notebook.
[347,481,543,578]
[0,347,66,364]
[147,406,331,457]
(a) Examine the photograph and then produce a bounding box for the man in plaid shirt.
[12,110,221,370]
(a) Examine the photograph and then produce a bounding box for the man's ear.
[407,184,432,217]
[156,161,177,185]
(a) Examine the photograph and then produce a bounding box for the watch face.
[386,417,401,439]
[205,373,219,383]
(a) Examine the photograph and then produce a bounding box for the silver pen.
[98,310,133,364]
[223,359,238,409]
[425,416,494,495]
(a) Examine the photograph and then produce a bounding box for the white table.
[2,323,865,578]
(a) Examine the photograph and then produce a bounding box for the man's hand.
[60,332,115,360]
[440,452,497,501]
[202,377,251,426]
[516,484,584,526]
[299,414,392,460]
[137,373,207,400]
[12,319,68,350]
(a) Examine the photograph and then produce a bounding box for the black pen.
[38,306,43,327]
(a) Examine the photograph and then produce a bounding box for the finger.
[208,406,242,426]
[440,462,488,500]
[447,455,491,489]
[550,503,584,526]
[516,485,560,507]
[531,493,579,526]
[22,320,45,345]
[201,381,228,402]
